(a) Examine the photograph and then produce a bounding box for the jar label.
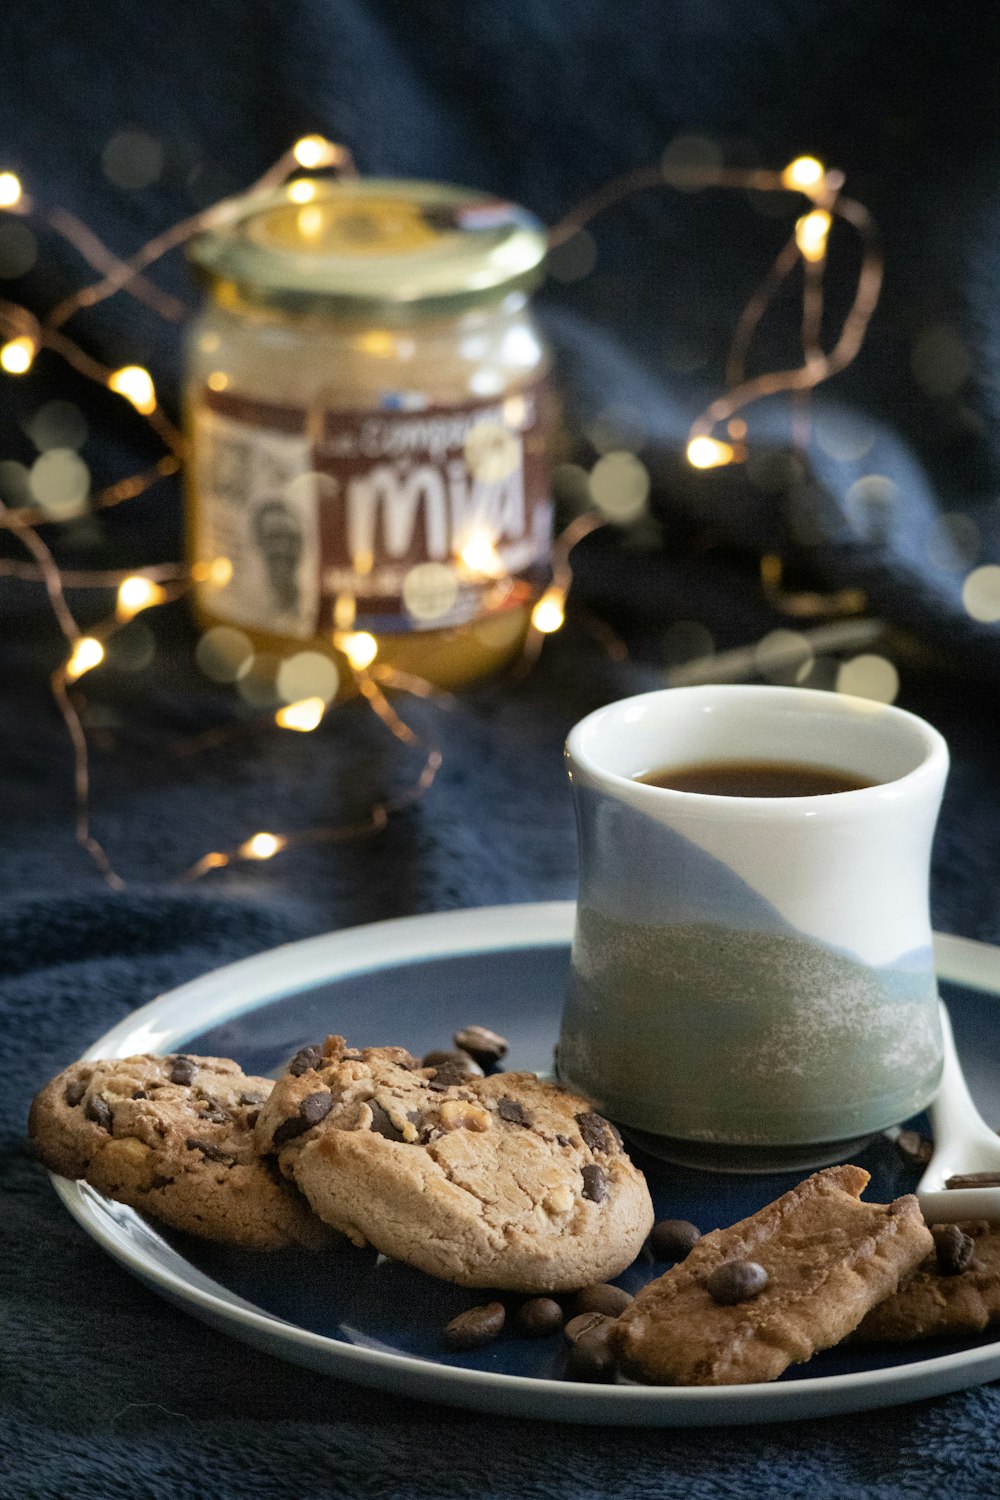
[189,384,553,639]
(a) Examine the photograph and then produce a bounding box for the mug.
[558,684,949,1170]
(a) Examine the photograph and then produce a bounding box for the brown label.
[190,383,553,637]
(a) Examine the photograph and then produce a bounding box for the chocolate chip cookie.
[256,1036,654,1290]
[29,1054,327,1249]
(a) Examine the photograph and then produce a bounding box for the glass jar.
[184,178,553,692]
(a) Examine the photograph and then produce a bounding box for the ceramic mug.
[558,684,949,1170]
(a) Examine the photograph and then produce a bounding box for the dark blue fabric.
[4,4,1000,1497]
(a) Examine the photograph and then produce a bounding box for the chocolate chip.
[169,1057,197,1086]
[575,1111,616,1155]
[581,1163,607,1203]
[199,1104,230,1124]
[424,1050,484,1080]
[131,1090,147,1101]
[564,1311,614,1345]
[565,1336,617,1383]
[650,1219,702,1262]
[239,1091,266,1106]
[933,1224,977,1276]
[64,1080,87,1107]
[895,1129,933,1167]
[453,1025,509,1068]
[514,1298,564,1337]
[442,1301,506,1350]
[706,1260,769,1305]
[556,1134,570,1148]
[428,1059,483,1091]
[368,1101,404,1142]
[246,1110,260,1129]
[150,1175,174,1190]
[573,1284,633,1317]
[185,1137,233,1164]
[497,1096,530,1126]
[288,1045,324,1077]
[85,1096,113,1130]
[272,1090,334,1145]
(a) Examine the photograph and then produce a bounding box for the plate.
[54,902,1000,1427]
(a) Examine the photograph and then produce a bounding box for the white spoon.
[916,1001,1000,1223]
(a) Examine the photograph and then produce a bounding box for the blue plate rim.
[50,902,1000,1427]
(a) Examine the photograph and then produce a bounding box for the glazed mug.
[557,684,949,1170]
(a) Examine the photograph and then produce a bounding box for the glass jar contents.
[184,178,554,693]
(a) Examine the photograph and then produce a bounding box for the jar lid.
[188,177,548,315]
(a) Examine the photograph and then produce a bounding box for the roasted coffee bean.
[706,1260,769,1305]
[272,1090,334,1145]
[933,1224,977,1276]
[497,1096,530,1126]
[564,1311,614,1345]
[368,1101,404,1141]
[64,1080,87,1107]
[649,1219,702,1262]
[442,1301,506,1350]
[514,1298,565,1337]
[85,1096,113,1130]
[422,1049,484,1077]
[288,1045,324,1077]
[169,1057,197,1086]
[453,1025,509,1067]
[565,1336,617,1383]
[576,1111,614,1154]
[186,1137,233,1164]
[581,1163,607,1203]
[573,1283,633,1317]
[895,1130,933,1167]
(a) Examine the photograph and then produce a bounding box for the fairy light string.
[0,140,891,886]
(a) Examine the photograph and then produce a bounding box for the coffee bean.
[564,1311,614,1345]
[272,1090,333,1145]
[368,1101,404,1142]
[85,1096,113,1131]
[565,1336,617,1383]
[581,1163,607,1203]
[497,1096,530,1127]
[169,1057,197,1086]
[64,1080,87,1107]
[705,1260,769,1305]
[442,1301,506,1350]
[650,1219,702,1262]
[573,1283,633,1317]
[453,1025,509,1067]
[895,1130,933,1167]
[576,1111,615,1154]
[288,1045,324,1077]
[514,1298,564,1337]
[422,1049,484,1077]
[933,1224,976,1276]
[186,1137,233,1164]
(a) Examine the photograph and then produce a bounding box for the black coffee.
[635,759,877,797]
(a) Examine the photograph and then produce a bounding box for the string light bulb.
[795,209,832,263]
[239,832,285,861]
[288,179,317,204]
[1,336,35,374]
[531,588,566,634]
[781,156,826,195]
[0,171,23,209]
[293,135,339,170]
[686,436,736,469]
[116,575,166,619]
[337,631,378,670]
[275,697,326,732]
[65,636,105,680]
[458,532,504,576]
[108,365,157,415]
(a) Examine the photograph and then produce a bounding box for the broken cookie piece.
[256,1035,653,1290]
[612,1164,932,1385]
[856,1220,1000,1342]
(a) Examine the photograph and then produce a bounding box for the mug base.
[622,1127,879,1175]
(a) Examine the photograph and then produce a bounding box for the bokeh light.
[754,629,814,684]
[402,562,459,622]
[116,576,166,619]
[1,336,35,374]
[795,209,832,262]
[814,410,876,463]
[0,220,37,278]
[531,589,565,634]
[464,421,519,482]
[288,178,317,205]
[836,654,899,703]
[661,134,723,189]
[275,698,326,732]
[589,451,650,522]
[29,449,89,518]
[293,135,339,169]
[25,399,87,452]
[337,631,378,671]
[962,565,1000,623]
[0,171,23,208]
[587,405,647,457]
[101,130,163,191]
[239,832,285,860]
[844,474,898,541]
[66,637,104,681]
[686,436,735,470]
[195,626,254,683]
[925,512,981,573]
[276,650,339,705]
[781,157,825,194]
[108,365,157,414]
[0,460,32,505]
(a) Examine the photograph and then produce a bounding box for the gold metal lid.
[188,178,547,316]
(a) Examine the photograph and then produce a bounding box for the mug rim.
[565,684,949,813]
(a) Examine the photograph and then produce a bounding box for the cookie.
[29,1054,328,1249]
[611,1165,932,1385]
[256,1036,654,1290]
[856,1220,1000,1342]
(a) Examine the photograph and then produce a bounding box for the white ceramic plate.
[51,902,1000,1426]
